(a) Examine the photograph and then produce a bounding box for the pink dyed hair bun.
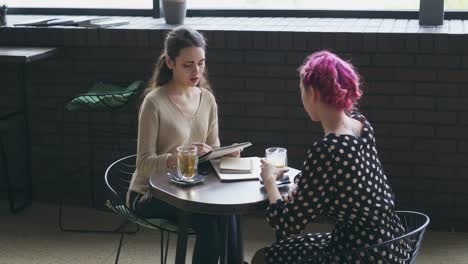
[299,50,362,111]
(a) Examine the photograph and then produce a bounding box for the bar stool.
[0,47,57,213]
[58,80,144,233]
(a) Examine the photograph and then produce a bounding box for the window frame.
[6,0,468,19]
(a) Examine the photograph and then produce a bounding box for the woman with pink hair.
[253,51,406,263]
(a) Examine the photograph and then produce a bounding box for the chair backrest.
[104,154,136,204]
[335,210,430,264]
[104,154,148,224]
[104,154,184,233]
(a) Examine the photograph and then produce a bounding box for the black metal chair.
[0,110,30,213]
[58,81,144,233]
[254,211,430,264]
[332,210,430,264]
[104,154,195,264]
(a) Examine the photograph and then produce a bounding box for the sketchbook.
[211,157,301,182]
[210,157,261,181]
[199,142,252,163]
[220,157,253,174]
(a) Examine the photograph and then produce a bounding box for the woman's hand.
[192,142,213,156]
[283,184,298,203]
[224,143,243,157]
[225,150,241,157]
[261,159,289,204]
[260,159,289,185]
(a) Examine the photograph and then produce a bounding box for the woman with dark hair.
[253,51,406,264]
[127,26,238,264]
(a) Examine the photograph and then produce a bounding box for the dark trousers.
[130,191,237,264]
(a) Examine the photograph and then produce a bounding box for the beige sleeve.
[135,97,171,177]
[206,99,220,149]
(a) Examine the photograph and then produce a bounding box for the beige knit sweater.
[128,86,220,197]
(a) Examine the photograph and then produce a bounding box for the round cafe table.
[150,163,292,264]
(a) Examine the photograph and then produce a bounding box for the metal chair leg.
[1,112,32,214]
[160,230,171,264]
[115,232,125,264]
[19,63,33,213]
[1,134,31,214]
[164,232,170,264]
[57,165,128,233]
[1,138,12,209]
[57,106,139,234]
[160,230,165,264]
[58,202,139,234]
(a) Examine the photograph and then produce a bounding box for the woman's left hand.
[260,159,289,185]
[192,142,213,156]
[224,143,243,157]
[225,150,241,157]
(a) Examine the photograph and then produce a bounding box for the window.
[189,0,468,12]
[6,0,468,16]
[188,0,419,11]
[446,0,468,11]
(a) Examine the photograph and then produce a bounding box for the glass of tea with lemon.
[176,145,198,181]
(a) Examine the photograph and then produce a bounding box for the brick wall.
[1,24,468,230]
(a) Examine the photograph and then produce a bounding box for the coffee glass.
[265,147,288,168]
[176,145,198,181]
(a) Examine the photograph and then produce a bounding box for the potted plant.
[419,0,444,26]
[162,0,187,25]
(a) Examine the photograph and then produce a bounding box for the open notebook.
[210,157,301,182]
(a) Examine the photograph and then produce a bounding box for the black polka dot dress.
[265,113,407,264]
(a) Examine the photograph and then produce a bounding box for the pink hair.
[299,51,362,111]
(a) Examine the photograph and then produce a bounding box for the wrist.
[264,179,277,189]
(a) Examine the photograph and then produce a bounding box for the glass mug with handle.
[265,147,288,168]
[176,145,198,181]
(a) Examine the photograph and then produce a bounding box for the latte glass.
[265,147,288,168]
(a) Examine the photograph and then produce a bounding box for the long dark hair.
[144,26,211,97]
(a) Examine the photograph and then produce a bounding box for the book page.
[220,157,252,171]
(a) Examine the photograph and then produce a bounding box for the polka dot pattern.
[264,113,406,263]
